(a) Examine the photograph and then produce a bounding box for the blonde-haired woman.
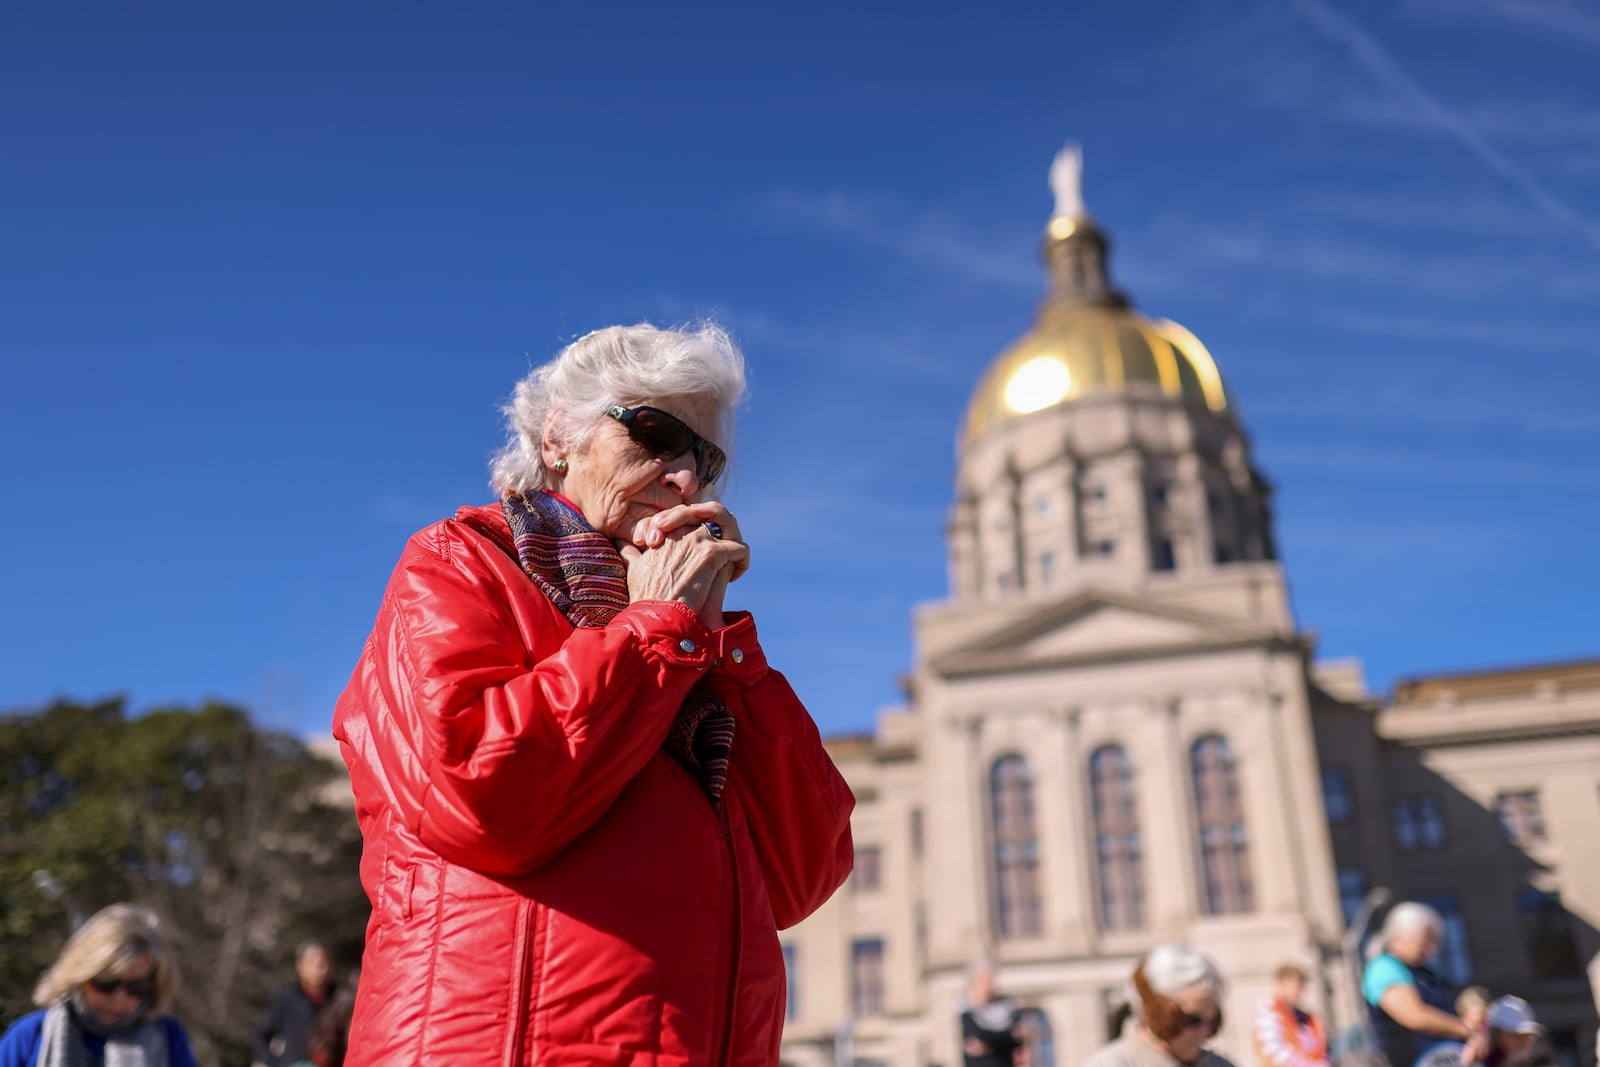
[0,903,199,1067]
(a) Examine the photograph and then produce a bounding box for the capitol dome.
[961,151,1230,450]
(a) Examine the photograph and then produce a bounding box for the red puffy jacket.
[333,504,855,1066]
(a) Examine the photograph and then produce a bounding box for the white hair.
[1372,901,1444,958]
[1134,944,1224,1006]
[489,321,747,494]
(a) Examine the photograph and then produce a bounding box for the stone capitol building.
[774,146,1600,1067]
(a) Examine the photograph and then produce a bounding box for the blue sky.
[3,1,1597,738]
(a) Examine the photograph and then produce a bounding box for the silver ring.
[703,521,723,540]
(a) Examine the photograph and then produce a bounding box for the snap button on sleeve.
[730,648,744,664]
[678,638,697,654]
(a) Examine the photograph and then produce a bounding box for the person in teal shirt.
[0,903,199,1067]
[1361,902,1483,1067]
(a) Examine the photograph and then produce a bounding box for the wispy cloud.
[1140,213,1600,303]
[1559,152,1600,176]
[750,189,1039,290]
[1341,94,1600,146]
[1287,0,1600,248]
[1301,307,1600,353]
[1403,0,1600,47]
[1289,188,1548,233]
[1266,440,1585,485]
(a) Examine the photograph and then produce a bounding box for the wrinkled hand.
[618,502,749,628]
[633,502,748,580]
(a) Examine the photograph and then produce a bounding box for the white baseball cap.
[1488,996,1545,1035]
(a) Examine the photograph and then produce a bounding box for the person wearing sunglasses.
[333,321,854,1066]
[1084,945,1235,1067]
[0,903,199,1067]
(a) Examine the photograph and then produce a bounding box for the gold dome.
[963,305,1229,448]
[963,143,1229,450]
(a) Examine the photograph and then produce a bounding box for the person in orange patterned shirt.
[1254,965,1328,1067]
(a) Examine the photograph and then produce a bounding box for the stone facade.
[775,155,1600,1067]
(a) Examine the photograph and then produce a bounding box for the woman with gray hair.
[1083,945,1236,1067]
[1361,902,1483,1067]
[0,903,199,1067]
[333,322,855,1065]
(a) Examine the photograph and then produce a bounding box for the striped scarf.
[502,490,735,803]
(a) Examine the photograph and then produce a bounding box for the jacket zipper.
[505,897,536,1066]
[715,800,743,1067]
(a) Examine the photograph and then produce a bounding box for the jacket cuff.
[705,611,769,691]
[610,601,716,673]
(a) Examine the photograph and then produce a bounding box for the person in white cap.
[1083,945,1236,1067]
[1483,997,1554,1067]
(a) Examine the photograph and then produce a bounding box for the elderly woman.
[1084,945,1235,1067]
[0,903,199,1067]
[1362,902,1481,1067]
[333,322,855,1065]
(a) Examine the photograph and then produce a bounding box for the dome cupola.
[946,143,1275,604]
[962,143,1229,451]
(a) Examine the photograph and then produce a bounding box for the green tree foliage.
[0,698,368,1066]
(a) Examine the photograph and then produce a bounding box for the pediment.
[927,591,1278,677]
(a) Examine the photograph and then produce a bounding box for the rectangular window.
[1337,868,1368,928]
[781,943,798,1019]
[1495,791,1546,845]
[1039,550,1057,585]
[1415,892,1474,985]
[850,938,885,1018]
[1518,889,1582,979]
[853,845,882,892]
[1322,768,1355,823]
[1392,796,1447,851]
[910,807,924,860]
[1151,538,1175,571]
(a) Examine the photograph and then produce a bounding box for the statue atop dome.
[1049,140,1085,220]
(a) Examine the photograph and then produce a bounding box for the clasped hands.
[617,502,749,630]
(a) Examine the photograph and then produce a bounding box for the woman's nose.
[661,454,700,498]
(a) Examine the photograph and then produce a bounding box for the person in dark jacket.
[960,962,1021,1067]
[333,322,855,1065]
[252,941,334,1067]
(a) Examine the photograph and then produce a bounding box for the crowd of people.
[958,906,1560,1067]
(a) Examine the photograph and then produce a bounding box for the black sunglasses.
[1181,1011,1222,1034]
[89,975,156,999]
[605,405,727,485]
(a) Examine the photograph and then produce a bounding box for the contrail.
[1289,0,1600,250]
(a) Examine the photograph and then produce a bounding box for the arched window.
[990,754,1043,938]
[1089,745,1144,931]
[1190,735,1253,915]
[1016,1007,1057,1067]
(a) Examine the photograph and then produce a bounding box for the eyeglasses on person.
[605,404,727,485]
[88,975,156,999]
